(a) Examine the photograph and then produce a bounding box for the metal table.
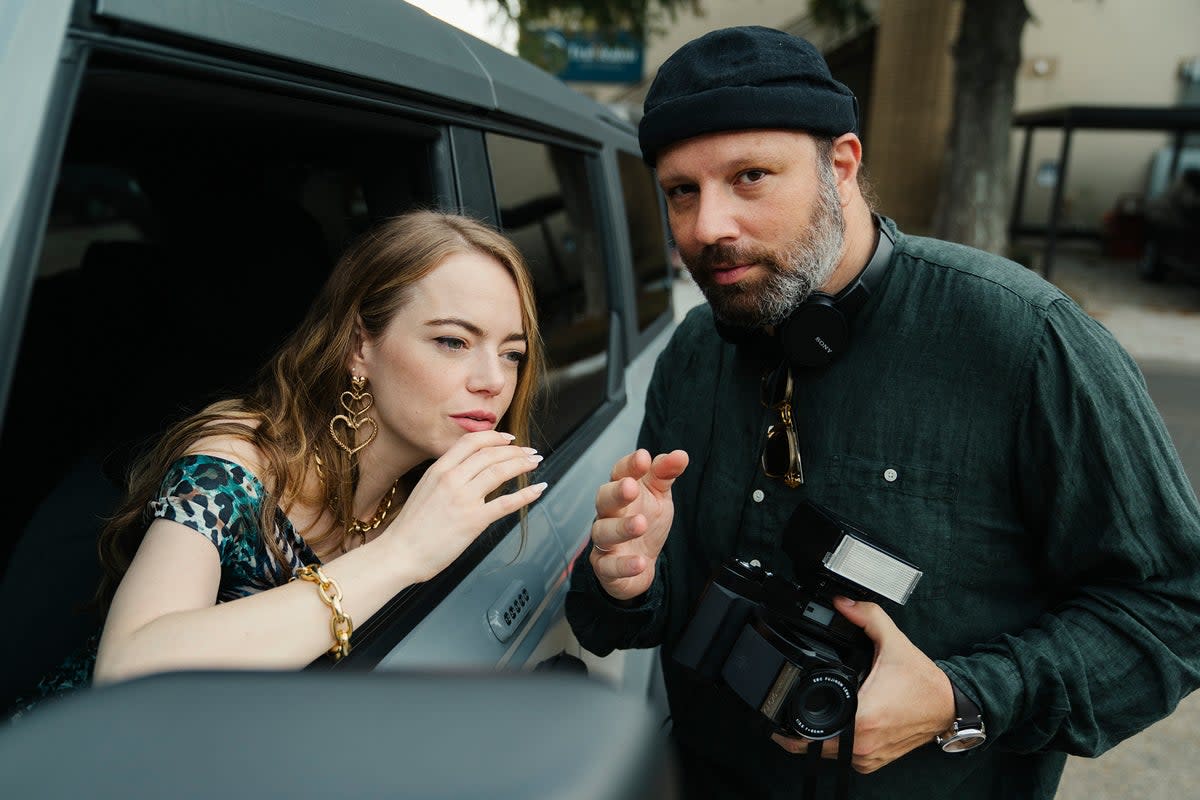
[1009,104,1200,278]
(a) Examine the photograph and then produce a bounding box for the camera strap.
[835,724,854,800]
[803,740,821,798]
[800,722,855,800]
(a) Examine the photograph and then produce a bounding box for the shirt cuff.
[586,561,664,615]
[936,652,1025,745]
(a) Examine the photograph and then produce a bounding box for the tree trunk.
[932,0,1029,255]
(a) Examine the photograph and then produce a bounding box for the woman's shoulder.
[152,445,317,591]
[184,423,269,481]
[156,424,273,509]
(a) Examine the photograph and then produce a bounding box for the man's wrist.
[936,680,987,753]
[606,591,648,609]
[590,564,657,610]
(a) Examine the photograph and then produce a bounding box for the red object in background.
[1102,193,1147,259]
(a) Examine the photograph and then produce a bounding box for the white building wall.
[1014,0,1200,227]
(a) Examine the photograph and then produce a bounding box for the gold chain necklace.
[346,481,398,536]
[312,454,400,545]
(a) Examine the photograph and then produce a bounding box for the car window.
[485,133,609,454]
[0,56,440,711]
[617,151,672,332]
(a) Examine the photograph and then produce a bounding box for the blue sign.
[538,29,643,84]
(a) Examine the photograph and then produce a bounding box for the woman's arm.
[93,517,426,684]
[95,430,546,684]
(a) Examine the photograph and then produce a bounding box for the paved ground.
[672,241,1200,797]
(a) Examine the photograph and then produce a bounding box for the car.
[1139,167,1200,284]
[0,0,677,774]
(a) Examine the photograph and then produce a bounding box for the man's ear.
[830,133,863,206]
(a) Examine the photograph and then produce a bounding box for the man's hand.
[589,448,688,601]
[771,596,956,774]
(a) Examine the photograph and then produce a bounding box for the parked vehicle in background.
[0,1,676,788]
[1139,168,1200,283]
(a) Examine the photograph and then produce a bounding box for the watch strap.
[937,680,987,752]
[950,681,982,728]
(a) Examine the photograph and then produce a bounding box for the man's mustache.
[688,244,780,275]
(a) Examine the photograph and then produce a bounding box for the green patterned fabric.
[11,454,316,719]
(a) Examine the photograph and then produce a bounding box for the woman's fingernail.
[500,432,517,441]
[528,454,544,463]
[531,481,548,493]
[522,447,539,454]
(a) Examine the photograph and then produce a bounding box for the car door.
[0,0,676,713]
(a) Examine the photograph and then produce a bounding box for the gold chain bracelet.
[292,564,353,661]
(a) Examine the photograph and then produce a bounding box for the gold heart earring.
[329,374,378,456]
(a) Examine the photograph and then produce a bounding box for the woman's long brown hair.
[95,211,544,612]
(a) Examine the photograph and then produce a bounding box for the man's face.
[656,130,845,328]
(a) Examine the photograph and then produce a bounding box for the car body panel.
[0,0,76,418]
[92,0,625,146]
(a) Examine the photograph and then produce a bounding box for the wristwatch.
[936,681,987,753]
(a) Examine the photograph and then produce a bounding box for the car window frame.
[0,28,634,675]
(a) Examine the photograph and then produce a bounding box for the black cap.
[639,26,859,165]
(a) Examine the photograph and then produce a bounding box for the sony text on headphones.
[714,217,895,369]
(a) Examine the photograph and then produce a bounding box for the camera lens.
[803,685,842,725]
[786,671,855,739]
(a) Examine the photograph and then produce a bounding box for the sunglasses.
[760,365,804,487]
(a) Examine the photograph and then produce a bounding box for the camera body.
[673,502,922,740]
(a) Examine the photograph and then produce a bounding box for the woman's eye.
[503,351,526,365]
[435,337,467,351]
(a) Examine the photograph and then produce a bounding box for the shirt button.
[752,489,765,503]
[883,468,898,482]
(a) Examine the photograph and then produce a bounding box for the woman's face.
[353,249,527,470]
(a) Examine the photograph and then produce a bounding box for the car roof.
[90,0,636,146]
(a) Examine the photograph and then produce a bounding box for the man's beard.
[682,159,846,330]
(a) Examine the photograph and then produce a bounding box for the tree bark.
[932,0,1030,255]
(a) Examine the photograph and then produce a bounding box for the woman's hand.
[383,430,546,583]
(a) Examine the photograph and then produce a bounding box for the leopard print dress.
[8,454,319,720]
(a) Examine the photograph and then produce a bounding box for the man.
[565,26,1200,799]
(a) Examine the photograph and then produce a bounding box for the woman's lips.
[451,412,497,433]
[711,264,751,285]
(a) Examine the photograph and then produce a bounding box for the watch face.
[940,730,986,753]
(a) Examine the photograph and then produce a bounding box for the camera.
[673,501,922,741]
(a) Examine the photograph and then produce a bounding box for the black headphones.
[714,217,895,369]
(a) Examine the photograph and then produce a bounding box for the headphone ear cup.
[778,295,849,368]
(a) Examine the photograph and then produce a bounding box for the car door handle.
[486,579,536,643]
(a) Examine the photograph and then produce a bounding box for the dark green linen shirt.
[566,218,1200,799]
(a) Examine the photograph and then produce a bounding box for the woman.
[39,210,546,692]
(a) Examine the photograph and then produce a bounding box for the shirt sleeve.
[565,336,680,656]
[938,297,1200,755]
[146,455,267,568]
